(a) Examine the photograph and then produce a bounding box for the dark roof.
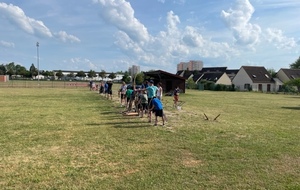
[226,69,239,74]
[192,73,203,82]
[241,66,272,83]
[281,69,300,80]
[196,72,224,82]
[144,70,186,80]
[176,70,184,76]
[201,67,227,73]
[226,69,239,80]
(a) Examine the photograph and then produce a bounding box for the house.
[232,66,275,92]
[194,72,232,85]
[276,68,300,83]
[143,70,186,93]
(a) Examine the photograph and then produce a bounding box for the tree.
[285,78,300,92]
[186,78,197,89]
[122,71,131,83]
[76,71,86,78]
[267,68,276,78]
[55,70,64,79]
[135,72,144,84]
[6,62,16,77]
[0,64,6,75]
[108,72,116,81]
[42,70,52,77]
[290,56,300,69]
[67,72,75,78]
[29,63,37,78]
[88,70,96,78]
[99,70,106,81]
[15,65,28,76]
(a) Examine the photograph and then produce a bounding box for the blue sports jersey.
[151,98,163,110]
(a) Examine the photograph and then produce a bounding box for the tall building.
[177,60,203,71]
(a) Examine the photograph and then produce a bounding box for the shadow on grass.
[87,120,149,128]
[285,96,300,99]
[113,124,150,128]
[99,111,120,115]
[281,106,300,110]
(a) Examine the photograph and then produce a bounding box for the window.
[265,74,269,78]
[244,83,251,90]
[252,75,256,78]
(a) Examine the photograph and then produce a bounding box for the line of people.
[118,80,166,126]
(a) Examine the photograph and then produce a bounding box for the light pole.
[36,42,39,84]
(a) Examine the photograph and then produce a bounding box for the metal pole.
[36,42,39,85]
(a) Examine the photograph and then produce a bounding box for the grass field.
[0,86,299,189]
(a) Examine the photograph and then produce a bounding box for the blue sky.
[0,0,299,73]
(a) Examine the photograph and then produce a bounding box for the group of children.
[98,81,113,100]
[119,80,168,126]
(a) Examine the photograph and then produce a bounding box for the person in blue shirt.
[149,97,166,126]
[141,80,149,89]
[145,80,158,122]
[104,82,108,98]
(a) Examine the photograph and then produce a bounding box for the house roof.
[226,69,239,75]
[194,72,225,83]
[175,70,184,76]
[144,70,186,81]
[201,67,227,73]
[280,68,300,80]
[241,66,273,83]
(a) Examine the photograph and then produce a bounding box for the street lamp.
[36,42,39,84]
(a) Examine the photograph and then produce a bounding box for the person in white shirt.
[156,82,163,100]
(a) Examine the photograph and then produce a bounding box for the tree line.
[0,62,144,83]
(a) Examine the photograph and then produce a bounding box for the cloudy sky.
[0,0,299,73]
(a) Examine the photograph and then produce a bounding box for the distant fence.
[0,80,91,89]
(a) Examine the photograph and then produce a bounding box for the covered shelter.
[143,70,186,93]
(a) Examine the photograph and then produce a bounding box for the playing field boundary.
[0,80,91,88]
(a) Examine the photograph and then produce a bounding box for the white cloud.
[0,2,80,43]
[0,3,52,38]
[265,28,297,49]
[54,31,81,43]
[182,26,204,47]
[64,57,97,70]
[112,9,237,69]
[93,0,150,43]
[221,0,261,47]
[0,40,15,48]
[157,0,165,3]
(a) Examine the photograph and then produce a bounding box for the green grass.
[0,87,300,189]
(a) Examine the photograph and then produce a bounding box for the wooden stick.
[213,114,221,121]
[204,113,209,120]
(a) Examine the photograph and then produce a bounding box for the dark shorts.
[138,103,148,110]
[121,94,125,99]
[108,90,112,95]
[154,109,163,117]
